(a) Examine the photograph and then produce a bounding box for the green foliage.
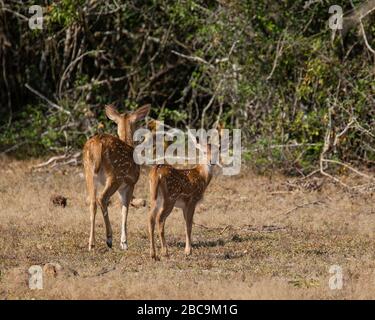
[0,0,374,172]
[49,0,85,26]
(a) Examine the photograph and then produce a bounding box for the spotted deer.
[83,104,150,251]
[148,129,221,259]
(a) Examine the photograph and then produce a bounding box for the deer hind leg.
[157,204,174,257]
[98,178,119,248]
[148,191,166,260]
[148,203,158,260]
[118,184,134,250]
[85,166,97,251]
[183,204,196,256]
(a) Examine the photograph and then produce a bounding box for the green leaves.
[49,0,85,27]
[1,0,374,170]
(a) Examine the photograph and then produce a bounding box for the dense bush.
[0,0,374,173]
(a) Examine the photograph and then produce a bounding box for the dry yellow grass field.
[0,157,374,299]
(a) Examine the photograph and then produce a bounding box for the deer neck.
[119,124,134,147]
[197,163,213,186]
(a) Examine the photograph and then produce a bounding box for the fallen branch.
[269,191,295,195]
[33,152,82,169]
[33,154,68,169]
[322,159,375,181]
[283,200,324,215]
[193,223,287,234]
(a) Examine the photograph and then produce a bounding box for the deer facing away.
[83,104,150,251]
[148,139,220,259]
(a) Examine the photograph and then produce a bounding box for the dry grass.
[0,157,374,300]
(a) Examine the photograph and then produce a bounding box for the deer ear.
[130,104,150,122]
[105,105,121,123]
[211,122,224,153]
[217,122,225,135]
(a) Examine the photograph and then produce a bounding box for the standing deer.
[148,130,221,259]
[83,104,150,251]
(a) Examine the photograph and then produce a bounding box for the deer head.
[105,104,150,146]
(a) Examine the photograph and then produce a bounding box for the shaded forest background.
[0,0,374,175]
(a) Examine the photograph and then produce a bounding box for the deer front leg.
[183,204,195,256]
[89,199,97,251]
[85,168,97,251]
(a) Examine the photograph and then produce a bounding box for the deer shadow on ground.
[166,236,226,249]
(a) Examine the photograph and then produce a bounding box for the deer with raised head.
[83,104,150,251]
[148,128,222,259]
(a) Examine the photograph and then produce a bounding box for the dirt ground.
[0,157,374,299]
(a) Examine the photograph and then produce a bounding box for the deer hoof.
[150,253,159,261]
[120,241,128,250]
[106,238,113,248]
